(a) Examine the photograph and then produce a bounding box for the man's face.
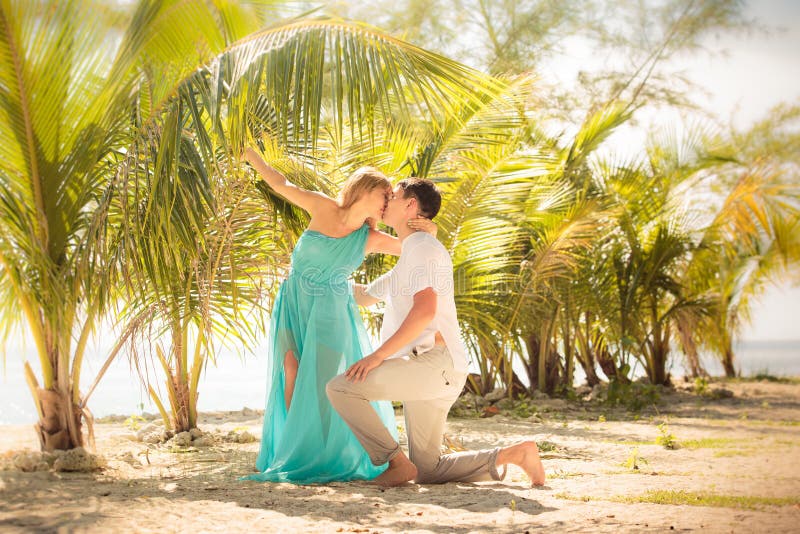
[381,185,413,228]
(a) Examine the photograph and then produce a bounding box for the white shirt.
[366,232,469,373]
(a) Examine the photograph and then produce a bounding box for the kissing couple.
[243,148,545,487]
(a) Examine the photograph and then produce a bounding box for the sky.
[691,0,800,128]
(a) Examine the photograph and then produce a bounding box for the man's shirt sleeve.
[404,239,449,296]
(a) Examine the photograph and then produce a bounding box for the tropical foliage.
[1,0,797,452]
[0,0,506,445]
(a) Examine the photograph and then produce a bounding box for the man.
[326,178,546,487]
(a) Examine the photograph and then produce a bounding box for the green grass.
[607,436,747,450]
[608,439,651,446]
[555,492,592,502]
[556,490,800,510]
[777,420,800,427]
[680,437,738,449]
[656,423,678,449]
[614,490,799,509]
[713,418,800,428]
[537,440,559,453]
[621,447,647,471]
[712,449,755,458]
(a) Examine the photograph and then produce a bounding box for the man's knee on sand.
[408,452,441,483]
[413,469,440,484]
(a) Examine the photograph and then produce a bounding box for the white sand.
[1,379,799,533]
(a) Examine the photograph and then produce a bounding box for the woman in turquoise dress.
[242,148,433,484]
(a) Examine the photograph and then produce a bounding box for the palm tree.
[0,0,174,450]
[114,13,507,430]
[0,0,505,447]
[0,0,295,450]
[581,129,719,386]
[684,169,800,377]
[326,80,625,396]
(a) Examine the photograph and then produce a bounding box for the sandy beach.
[1,378,799,533]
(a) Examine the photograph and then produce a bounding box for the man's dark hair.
[397,178,442,219]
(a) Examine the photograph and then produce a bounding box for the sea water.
[1,338,798,425]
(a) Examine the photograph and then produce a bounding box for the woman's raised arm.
[245,147,332,214]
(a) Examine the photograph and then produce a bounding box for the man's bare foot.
[496,441,546,487]
[370,452,418,487]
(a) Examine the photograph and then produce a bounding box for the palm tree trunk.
[722,345,737,377]
[576,355,601,386]
[574,312,601,386]
[563,337,575,390]
[676,320,707,377]
[24,348,84,451]
[34,388,83,451]
[537,323,549,392]
[527,332,563,395]
[496,357,527,397]
[644,300,672,385]
[596,345,629,384]
[646,323,673,386]
[171,374,192,432]
[478,339,508,395]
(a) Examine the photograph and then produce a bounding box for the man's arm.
[353,283,382,307]
[346,288,437,382]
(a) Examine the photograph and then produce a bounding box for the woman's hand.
[408,217,437,237]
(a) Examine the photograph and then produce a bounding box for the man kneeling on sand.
[327,178,546,487]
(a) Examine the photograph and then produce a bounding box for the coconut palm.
[0,0,186,450]
[579,127,723,386]
[325,81,626,396]
[114,13,507,431]
[0,0,304,450]
[0,0,505,447]
[682,169,800,377]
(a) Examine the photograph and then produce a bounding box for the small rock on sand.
[53,447,106,472]
[171,432,193,447]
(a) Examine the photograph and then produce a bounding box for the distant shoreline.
[735,339,800,349]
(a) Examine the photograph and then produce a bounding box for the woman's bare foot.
[496,441,546,486]
[370,451,418,487]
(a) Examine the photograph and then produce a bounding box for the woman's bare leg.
[284,351,299,412]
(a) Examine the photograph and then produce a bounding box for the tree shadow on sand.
[0,455,557,533]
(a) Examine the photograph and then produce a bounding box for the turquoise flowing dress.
[245,224,398,484]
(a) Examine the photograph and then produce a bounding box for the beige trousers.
[326,345,502,483]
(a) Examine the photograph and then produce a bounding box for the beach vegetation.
[2,0,798,450]
[622,447,647,471]
[656,423,678,449]
[556,490,800,509]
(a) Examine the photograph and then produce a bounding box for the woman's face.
[362,185,391,221]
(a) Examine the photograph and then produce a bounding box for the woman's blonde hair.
[337,167,391,228]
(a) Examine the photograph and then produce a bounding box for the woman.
[242,148,433,484]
